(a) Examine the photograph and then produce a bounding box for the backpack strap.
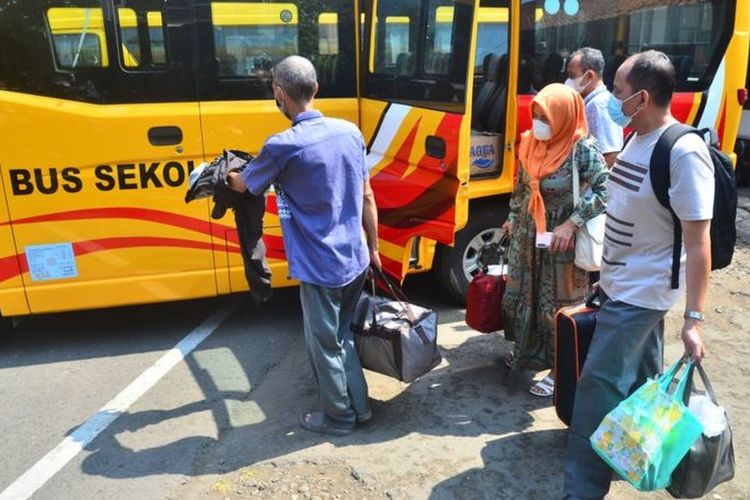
[649,122,701,289]
[622,131,635,149]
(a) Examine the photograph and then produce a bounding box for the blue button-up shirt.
[584,85,624,155]
[241,110,370,287]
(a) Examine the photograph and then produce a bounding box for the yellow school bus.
[0,0,748,319]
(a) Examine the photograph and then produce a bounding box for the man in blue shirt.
[566,47,623,168]
[227,55,380,436]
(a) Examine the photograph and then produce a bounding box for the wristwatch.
[684,310,705,322]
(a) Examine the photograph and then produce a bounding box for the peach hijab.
[518,83,588,233]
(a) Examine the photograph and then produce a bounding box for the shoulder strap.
[622,131,635,149]
[649,122,701,289]
[649,123,697,209]
[572,141,580,204]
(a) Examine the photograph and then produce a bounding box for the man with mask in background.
[566,47,623,168]
[227,55,381,436]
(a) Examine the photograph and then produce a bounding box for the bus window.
[427,6,453,75]
[148,12,167,64]
[474,7,509,75]
[118,8,140,66]
[366,0,473,107]
[371,0,418,76]
[470,0,510,136]
[383,16,411,74]
[318,13,339,55]
[198,0,356,101]
[519,0,734,93]
[211,2,299,78]
[46,7,108,68]
[116,6,168,68]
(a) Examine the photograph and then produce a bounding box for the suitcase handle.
[477,234,510,275]
[585,289,601,309]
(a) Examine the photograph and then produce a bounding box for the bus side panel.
[0,92,217,314]
[0,164,29,317]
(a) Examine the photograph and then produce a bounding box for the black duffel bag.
[351,269,441,383]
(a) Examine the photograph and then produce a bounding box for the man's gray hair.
[572,47,605,77]
[272,55,318,103]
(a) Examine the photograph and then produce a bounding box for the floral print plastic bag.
[590,360,704,491]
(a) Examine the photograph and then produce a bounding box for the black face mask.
[275,97,291,121]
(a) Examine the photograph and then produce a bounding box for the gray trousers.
[563,293,666,499]
[299,271,370,428]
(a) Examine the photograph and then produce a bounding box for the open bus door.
[360,0,477,283]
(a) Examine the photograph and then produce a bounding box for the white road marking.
[0,299,239,500]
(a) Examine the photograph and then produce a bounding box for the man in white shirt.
[563,50,713,500]
[566,48,623,168]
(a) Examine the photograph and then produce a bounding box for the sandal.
[300,412,354,436]
[529,375,555,397]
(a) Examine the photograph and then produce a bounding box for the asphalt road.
[0,274,464,500]
[0,287,304,499]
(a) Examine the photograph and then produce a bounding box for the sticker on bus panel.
[25,243,79,281]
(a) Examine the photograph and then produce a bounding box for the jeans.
[299,271,370,428]
[563,293,666,499]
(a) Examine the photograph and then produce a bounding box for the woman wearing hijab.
[501,83,608,397]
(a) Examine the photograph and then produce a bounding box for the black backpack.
[647,123,737,289]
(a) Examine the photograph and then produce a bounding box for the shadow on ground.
[72,273,553,485]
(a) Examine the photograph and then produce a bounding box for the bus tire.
[434,206,508,305]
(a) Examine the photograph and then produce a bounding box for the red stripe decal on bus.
[0,234,287,283]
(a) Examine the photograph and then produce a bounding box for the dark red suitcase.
[553,295,598,426]
[465,271,506,333]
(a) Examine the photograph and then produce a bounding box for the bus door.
[0,0,210,314]
[193,0,359,293]
[361,0,477,279]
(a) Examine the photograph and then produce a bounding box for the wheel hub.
[462,228,505,283]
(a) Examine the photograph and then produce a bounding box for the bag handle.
[572,143,581,206]
[571,141,593,218]
[683,362,720,406]
[477,233,510,275]
[372,266,420,324]
[658,359,694,402]
[584,289,600,309]
[366,267,376,296]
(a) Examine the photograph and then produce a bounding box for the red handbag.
[465,240,508,333]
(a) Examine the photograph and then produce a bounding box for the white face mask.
[532,119,553,141]
[564,74,588,94]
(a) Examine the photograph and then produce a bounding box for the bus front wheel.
[434,207,508,305]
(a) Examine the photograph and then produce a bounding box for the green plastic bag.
[590,360,704,491]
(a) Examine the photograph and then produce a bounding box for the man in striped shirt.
[563,50,713,500]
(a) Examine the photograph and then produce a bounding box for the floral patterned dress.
[502,137,608,371]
